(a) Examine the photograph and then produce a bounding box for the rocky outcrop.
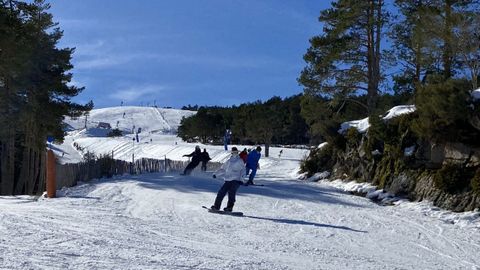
[413,175,480,212]
[415,141,480,167]
[329,139,480,212]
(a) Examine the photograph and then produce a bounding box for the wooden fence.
[55,157,222,190]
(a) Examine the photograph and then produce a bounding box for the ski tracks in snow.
[1,157,479,269]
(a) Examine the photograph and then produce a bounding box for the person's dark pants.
[183,161,200,175]
[213,180,242,210]
[201,161,208,171]
[245,164,257,183]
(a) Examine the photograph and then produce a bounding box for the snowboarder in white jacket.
[211,147,245,212]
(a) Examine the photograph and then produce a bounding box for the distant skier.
[200,148,211,172]
[182,146,202,175]
[245,146,262,186]
[223,129,231,151]
[210,147,245,212]
[278,149,283,158]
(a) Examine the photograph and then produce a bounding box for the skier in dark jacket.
[200,148,211,171]
[182,146,202,175]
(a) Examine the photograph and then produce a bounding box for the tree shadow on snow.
[133,172,367,209]
[244,215,367,233]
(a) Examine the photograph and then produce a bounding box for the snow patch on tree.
[338,105,416,134]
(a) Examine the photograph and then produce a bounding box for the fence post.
[46,149,56,198]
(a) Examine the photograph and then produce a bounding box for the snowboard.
[202,206,243,216]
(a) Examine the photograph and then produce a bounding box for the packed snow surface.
[1,106,479,269]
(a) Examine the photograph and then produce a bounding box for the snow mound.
[339,105,416,133]
[339,117,370,133]
[383,105,416,120]
[317,142,328,149]
[395,201,480,228]
[322,179,480,228]
[306,171,330,182]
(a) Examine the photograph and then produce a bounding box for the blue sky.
[49,1,329,109]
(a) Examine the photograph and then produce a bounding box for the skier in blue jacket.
[245,146,261,186]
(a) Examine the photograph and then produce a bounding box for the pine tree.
[455,11,480,89]
[244,100,282,157]
[392,0,435,95]
[0,0,91,195]
[417,0,479,80]
[299,0,388,113]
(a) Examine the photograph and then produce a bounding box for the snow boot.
[223,207,233,212]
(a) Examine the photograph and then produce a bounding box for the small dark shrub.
[345,128,361,148]
[433,163,469,194]
[83,151,96,162]
[300,143,334,175]
[413,79,473,143]
[364,113,385,159]
[98,154,115,178]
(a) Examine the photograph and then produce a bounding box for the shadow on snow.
[130,172,366,208]
[244,215,367,233]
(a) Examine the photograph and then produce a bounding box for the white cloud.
[56,18,98,29]
[75,56,127,69]
[108,85,165,102]
[72,40,106,57]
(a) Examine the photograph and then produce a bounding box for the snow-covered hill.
[65,106,195,135]
[55,106,308,165]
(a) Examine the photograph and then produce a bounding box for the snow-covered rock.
[339,105,416,134]
[472,88,480,100]
[338,117,370,134]
[382,105,416,120]
[317,142,328,149]
[306,171,330,182]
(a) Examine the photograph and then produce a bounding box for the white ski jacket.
[215,155,245,182]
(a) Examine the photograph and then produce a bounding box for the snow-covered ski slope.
[55,106,308,166]
[1,168,479,269]
[65,106,195,134]
[1,106,479,269]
